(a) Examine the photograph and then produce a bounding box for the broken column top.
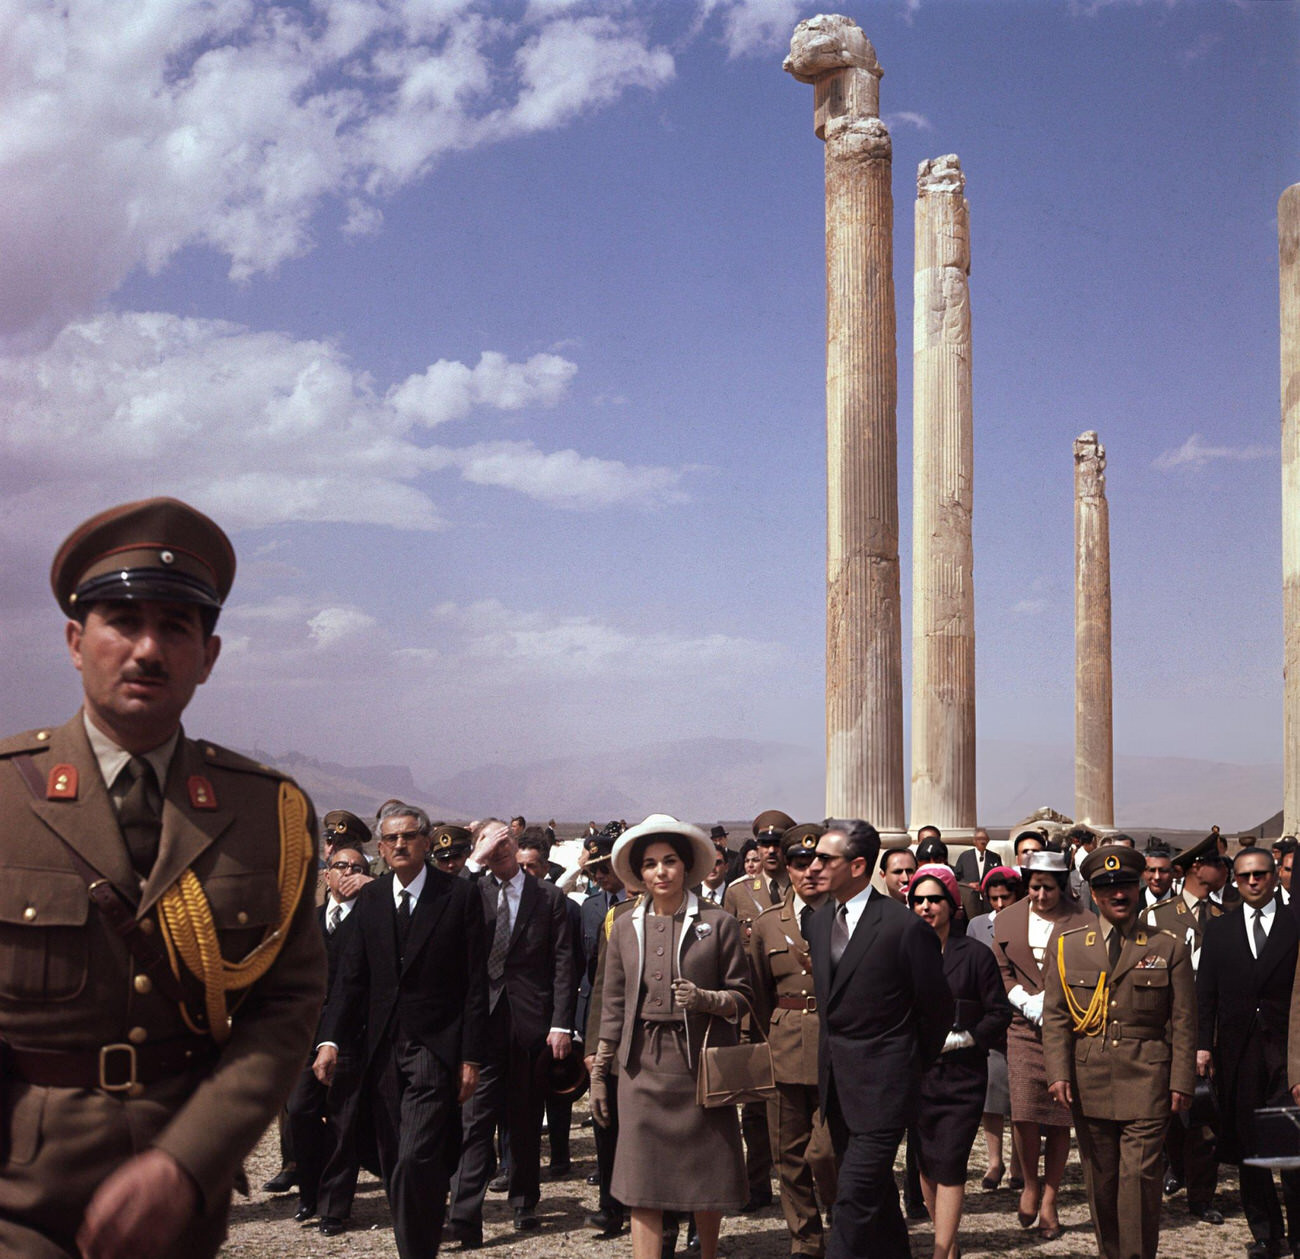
[917,154,964,196]
[783,14,881,83]
[1074,431,1106,495]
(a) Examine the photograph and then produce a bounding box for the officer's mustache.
[123,663,170,682]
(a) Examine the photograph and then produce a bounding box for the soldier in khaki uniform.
[1043,845,1196,1259]
[749,824,838,1258]
[0,498,325,1259]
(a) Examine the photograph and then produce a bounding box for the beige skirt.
[611,1020,746,1211]
[1007,1014,1072,1128]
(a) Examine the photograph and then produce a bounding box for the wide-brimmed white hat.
[612,814,716,891]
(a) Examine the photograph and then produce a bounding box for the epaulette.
[1159,929,1179,940]
[194,741,291,780]
[0,728,56,759]
[1059,924,1091,938]
[751,878,763,890]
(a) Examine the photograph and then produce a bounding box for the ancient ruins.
[1283,183,1299,836]
[784,15,906,841]
[909,154,976,837]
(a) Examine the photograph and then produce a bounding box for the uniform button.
[1110,1000,1117,1008]
[138,918,155,935]
[236,911,249,925]
[655,947,665,956]
[651,998,661,1006]
[36,730,50,741]
[653,971,663,981]
[134,974,153,995]
[128,1026,148,1044]
[22,906,36,922]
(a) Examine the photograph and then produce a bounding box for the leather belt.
[1105,1022,1163,1042]
[776,995,817,1012]
[4,1037,216,1096]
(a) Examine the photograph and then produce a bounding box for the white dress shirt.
[1245,897,1277,960]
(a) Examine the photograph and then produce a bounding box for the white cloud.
[0,310,688,534]
[308,606,380,648]
[1152,433,1274,471]
[1011,598,1049,616]
[0,2,678,342]
[885,111,932,132]
[704,0,806,58]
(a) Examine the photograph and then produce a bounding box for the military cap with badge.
[432,824,473,862]
[781,823,825,868]
[322,809,370,852]
[1080,845,1146,887]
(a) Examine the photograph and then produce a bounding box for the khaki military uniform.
[1043,918,1196,1259]
[0,716,325,1258]
[749,894,838,1257]
[724,874,785,938]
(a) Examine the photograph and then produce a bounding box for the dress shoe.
[981,1162,1005,1191]
[488,1172,509,1193]
[587,1209,625,1237]
[514,1206,541,1230]
[262,1167,297,1193]
[683,1224,700,1254]
[548,1160,572,1178]
[319,1217,346,1237]
[906,1200,929,1221]
[443,1222,482,1250]
[739,1190,773,1213]
[1190,1204,1225,1225]
[587,1171,601,1185]
[294,1205,316,1223]
[1164,1169,1185,1195]
[1246,1243,1270,1259]
[1038,1222,1065,1241]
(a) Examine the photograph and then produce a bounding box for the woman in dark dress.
[590,815,749,1259]
[908,864,1013,1259]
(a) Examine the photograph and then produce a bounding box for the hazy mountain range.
[247,737,1282,835]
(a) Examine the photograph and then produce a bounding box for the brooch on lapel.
[694,921,712,939]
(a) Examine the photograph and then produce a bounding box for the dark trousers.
[286,1051,365,1219]
[741,1099,774,1199]
[768,1082,837,1256]
[372,1039,459,1259]
[1074,1111,1168,1259]
[825,1105,909,1259]
[545,1091,572,1168]
[593,1073,625,1218]
[1241,1162,1300,1249]
[1165,1111,1218,1207]
[450,1001,545,1225]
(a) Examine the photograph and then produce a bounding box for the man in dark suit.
[287,840,371,1234]
[954,827,996,891]
[808,819,953,1259]
[314,804,488,1259]
[1201,848,1300,1259]
[447,818,577,1244]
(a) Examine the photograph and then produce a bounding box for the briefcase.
[695,996,777,1109]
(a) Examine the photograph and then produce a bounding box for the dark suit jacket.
[314,901,361,1046]
[320,866,488,1074]
[476,871,577,1047]
[810,889,953,1132]
[1198,902,1298,1160]
[954,847,996,887]
[575,890,619,1043]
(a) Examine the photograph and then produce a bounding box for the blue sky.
[1,0,1296,821]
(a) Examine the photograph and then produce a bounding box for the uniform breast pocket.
[0,871,90,1002]
[204,873,279,961]
[1131,970,1169,1010]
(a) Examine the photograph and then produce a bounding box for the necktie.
[487,878,511,982]
[118,757,161,877]
[830,904,849,969]
[328,903,342,934]
[1107,927,1122,969]
[396,890,412,958]
[1253,908,1268,957]
[768,878,780,905]
[1195,899,1209,931]
[799,905,813,942]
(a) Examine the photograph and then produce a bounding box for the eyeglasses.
[912,894,947,905]
[809,853,845,865]
[786,854,816,870]
[379,830,423,845]
[328,861,368,874]
[1237,870,1273,882]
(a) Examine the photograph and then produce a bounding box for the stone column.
[785,15,906,840]
[1282,185,1300,834]
[1074,431,1114,829]
[910,155,976,835]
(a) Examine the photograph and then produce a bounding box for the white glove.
[1022,992,1045,1026]
[941,1029,976,1054]
[1007,984,1031,1017]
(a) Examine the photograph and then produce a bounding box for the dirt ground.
[224,1107,1260,1258]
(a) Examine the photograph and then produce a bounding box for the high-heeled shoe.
[1038,1221,1065,1241]
[980,1162,1005,1190]
[1017,1185,1039,1228]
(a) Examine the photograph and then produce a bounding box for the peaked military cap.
[322,809,370,850]
[753,809,796,839]
[52,497,235,617]
[782,822,825,857]
[432,825,472,859]
[1080,844,1145,887]
[1172,832,1224,871]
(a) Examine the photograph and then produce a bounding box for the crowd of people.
[254,806,1300,1259]
[2,496,1296,1259]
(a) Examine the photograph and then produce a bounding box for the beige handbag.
[695,995,778,1108]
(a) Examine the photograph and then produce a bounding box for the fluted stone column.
[785,15,906,840]
[1074,431,1114,829]
[910,155,975,835]
[1282,185,1300,834]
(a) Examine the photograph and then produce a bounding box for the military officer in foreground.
[1044,845,1196,1259]
[0,497,325,1259]
[749,824,839,1258]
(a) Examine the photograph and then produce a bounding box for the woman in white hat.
[588,815,749,1259]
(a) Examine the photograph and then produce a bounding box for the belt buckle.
[803,996,817,1013]
[99,1043,138,1094]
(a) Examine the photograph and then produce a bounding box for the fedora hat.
[612,814,715,891]
[533,1046,589,1102]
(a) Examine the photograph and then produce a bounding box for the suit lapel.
[400,868,448,976]
[829,892,882,1003]
[26,717,137,894]
[138,734,233,916]
[510,873,538,950]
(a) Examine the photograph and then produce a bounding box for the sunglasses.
[786,853,817,870]
[912,893,947,905]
